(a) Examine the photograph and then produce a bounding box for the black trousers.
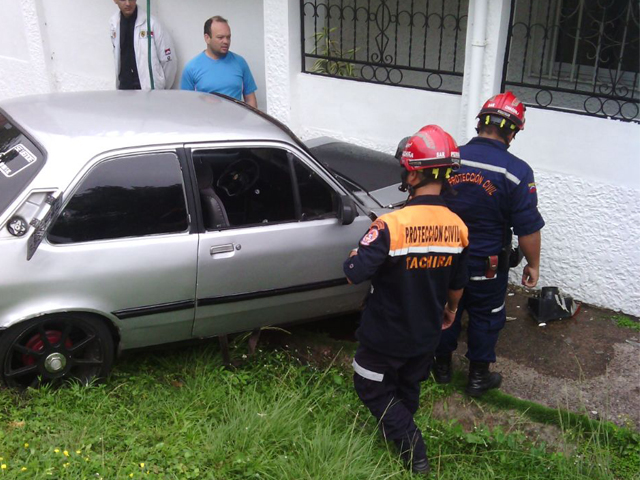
[353,344,432,457]
[437,271,509,363]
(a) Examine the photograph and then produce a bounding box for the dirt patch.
[500,289,637,379]
[261,286,640,430]
[429,392,572,453]
[496,287,640,430]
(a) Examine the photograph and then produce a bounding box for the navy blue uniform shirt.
[443,137,544,264]
[344,195,469,358]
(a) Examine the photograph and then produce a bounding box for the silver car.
[0,91,404,388]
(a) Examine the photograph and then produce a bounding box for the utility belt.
[476,247,524,279]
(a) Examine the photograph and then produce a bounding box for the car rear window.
[0,112,45,215]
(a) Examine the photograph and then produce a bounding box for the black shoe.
[465,361,502,397]
[410,456,430,475]
[432,354,452,384]
[394,438,430,476]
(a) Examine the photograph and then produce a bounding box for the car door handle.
[210,244,236,256]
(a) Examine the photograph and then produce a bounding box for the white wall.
[507,109,640,315]
[264,0,464,154]
[0,0,266,106]
[514,109,639,190]
[0,0,53,99]
[265,0,640,316]
[294,75,463,152]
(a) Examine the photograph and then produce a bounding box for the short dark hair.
[478,123,513,143]
[204,16,228,36]
[419,169,447,185]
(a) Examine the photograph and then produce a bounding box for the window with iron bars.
[502,0,639,122]
[301,0,468,94]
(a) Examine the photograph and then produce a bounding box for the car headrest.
[195,161,214,191]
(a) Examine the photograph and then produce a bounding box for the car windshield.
[0,112,45,215]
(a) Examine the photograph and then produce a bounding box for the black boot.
[465,361,502,397]
[432,354,452,384]
[394,435,430,476]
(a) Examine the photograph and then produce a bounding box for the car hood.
[306,138,406,207]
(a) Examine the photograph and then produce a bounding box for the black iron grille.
[502,0,639,122]
[301,0,468,94]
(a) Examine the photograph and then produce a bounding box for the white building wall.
[1,0,638,315]
[295,75,463,152]
[0,0,266,107]
[0,0,53,99]
[266,0,640,316]
[265,0,464,153]
[508,109,640,316]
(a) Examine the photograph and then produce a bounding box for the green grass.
[444,372,640,479]
[0,342,638,479]
[613,315,640,332]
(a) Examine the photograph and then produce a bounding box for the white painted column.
[458,0,513,143]
[25,0,56,93]
[483,0,514,99]
[263,0,302,126]
[464,0,489,142]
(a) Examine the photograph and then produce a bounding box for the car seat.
[195,161,229,229]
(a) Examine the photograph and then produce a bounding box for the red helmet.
[477,91,526,131]
[400,125,460,172]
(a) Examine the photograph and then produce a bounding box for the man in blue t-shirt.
[181,16,257,108]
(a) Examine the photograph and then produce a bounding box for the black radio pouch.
[509,246,525,268]
[498,227,524,272]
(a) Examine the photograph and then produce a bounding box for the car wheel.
[0,314,114,389]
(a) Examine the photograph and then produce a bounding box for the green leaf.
[464,433,485,444]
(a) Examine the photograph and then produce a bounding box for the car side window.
[48,152,188,244]
[293,159,338,220]
[193,147,338,230]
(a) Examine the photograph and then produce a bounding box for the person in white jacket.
[110,0,177,90]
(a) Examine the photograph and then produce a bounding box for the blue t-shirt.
[180,51,257,100]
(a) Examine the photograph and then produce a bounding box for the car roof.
[0,90,294,158]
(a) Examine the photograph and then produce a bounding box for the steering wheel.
[216,158,260,197]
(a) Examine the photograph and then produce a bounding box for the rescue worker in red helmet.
[434,91,545,396]
[344,125,469,475]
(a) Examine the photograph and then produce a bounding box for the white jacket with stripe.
[110,9,177,90]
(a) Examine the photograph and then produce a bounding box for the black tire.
[0,313,114,389]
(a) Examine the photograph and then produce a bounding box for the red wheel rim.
[22,331,73,365]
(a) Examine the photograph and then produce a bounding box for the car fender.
[0,304,122,354]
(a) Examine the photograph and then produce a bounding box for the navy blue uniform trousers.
[436,271,509,363]
[353,345,431,457]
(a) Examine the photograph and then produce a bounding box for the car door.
[25,149,199,349]
[189,142,371,337]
